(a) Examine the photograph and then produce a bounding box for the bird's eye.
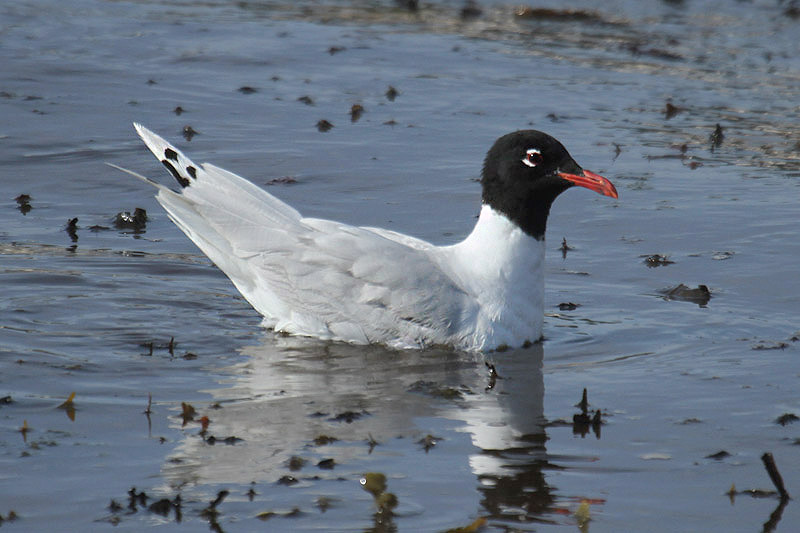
[522,148,543,168]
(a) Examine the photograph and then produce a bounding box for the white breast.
[435,205,545,350]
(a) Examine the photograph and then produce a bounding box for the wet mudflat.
[1,0,799,531]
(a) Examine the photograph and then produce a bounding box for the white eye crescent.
[522,148,543,168]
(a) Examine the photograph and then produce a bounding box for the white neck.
[438,205,546,349]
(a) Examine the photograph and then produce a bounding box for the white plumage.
[113,124,616,351]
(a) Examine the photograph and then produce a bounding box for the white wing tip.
[132,122,160,145]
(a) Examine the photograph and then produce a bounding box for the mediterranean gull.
[110,124,617,352]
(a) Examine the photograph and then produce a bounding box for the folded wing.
[124,124,471,348]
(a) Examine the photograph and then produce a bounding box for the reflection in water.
[161,337,566,527]
[460,346,552,524]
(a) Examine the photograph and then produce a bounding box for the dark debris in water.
[727,451,791,523]
[266,176,298,185]
[642,253,674,267]
[277,475,299,486]
[317,458,336,470]
[57,392,77,421]
[200,490,229,531]
[180,402,196,425]
[623,41,683,61]
[727,486,779,499]
[297,95,314,105]
[105,488,186,526]
[485,362,499,391]
[109,487,266,528]
[256,507,302,521]
[366,433,379,453]
[328,410,369,423]
[360,472,386,497]
[559,237,573,258]
[576,388,589,411]
[139,337,199,358]
[313,435,338,446]
[664,101,685,119]
[573,409,603,438]
[706,450,731,460]
[205,435,243,445]
[360,472,398,524]
[417,434,442,452]
[15,193,32,214]
[374,491,398,514]
[752,341,789,351]
[446,517,488,532]
[114,207,147,231]
[18,420,31,442]
[514,7,608,24]
[408,380,468,400]
[710,123,725,151]
[107,499,123,513]
[460,0,482,19]
[287,456,307,471]
[128,487,148,510]
[66,217,79,242]
[395,0,418,12]
[237,86,258,94]
[659,283,711,306]
[182,125,199,141]
[148,496,182,520]
[775,413,799,426]
[762,452,791,500]
[350,103,364,122]
[644,142,703,169]
[315,496,334,512]
[572,388,603,439]
[316,119,334,132]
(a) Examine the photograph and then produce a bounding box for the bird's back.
[128,125,480,349]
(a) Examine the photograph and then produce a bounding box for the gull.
[111,124,617,351]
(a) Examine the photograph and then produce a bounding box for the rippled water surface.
[2,0,799,531]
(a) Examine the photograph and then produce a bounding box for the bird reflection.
[159,337,569,528]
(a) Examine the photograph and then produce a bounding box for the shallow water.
[2,0,799,531]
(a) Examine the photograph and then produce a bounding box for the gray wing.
[119,124,471,347]
[243,217,470,345]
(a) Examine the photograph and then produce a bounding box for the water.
[1,0,799,531]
